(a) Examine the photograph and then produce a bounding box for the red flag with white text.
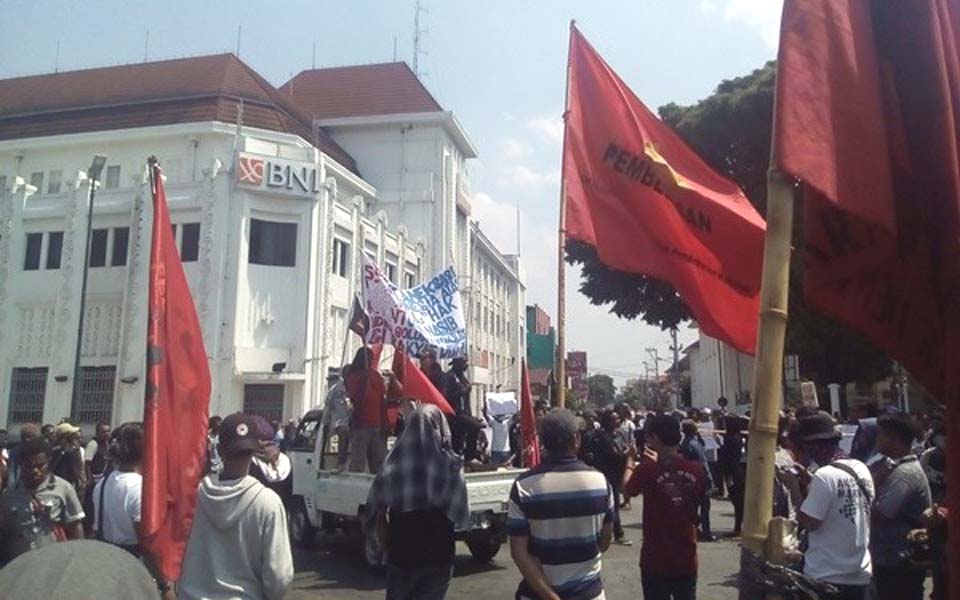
[563,26,766,354]
[141,160,211,582]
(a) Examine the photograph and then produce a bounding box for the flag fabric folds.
[775,0,960,401]
[519,360,540,468]
[141,160,212,582]
[390,346,455,415]
[563,26,766,355]
[348,295,370,338]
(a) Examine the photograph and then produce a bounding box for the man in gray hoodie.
[178,412,293,600]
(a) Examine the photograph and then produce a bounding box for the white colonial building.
[0,55,523,430]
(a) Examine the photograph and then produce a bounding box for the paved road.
[289,496,742,599]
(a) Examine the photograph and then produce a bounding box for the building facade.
[0,55,523,430]
[566,351,588,403]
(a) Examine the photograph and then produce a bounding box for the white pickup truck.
[287,409,522,566]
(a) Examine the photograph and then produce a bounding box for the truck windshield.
[290,417,320,451]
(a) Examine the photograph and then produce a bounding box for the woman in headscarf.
[365,404,470,600]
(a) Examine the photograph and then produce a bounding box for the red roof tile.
[281,62,443,120]
[0,54,358,173]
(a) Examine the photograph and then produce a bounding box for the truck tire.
[290,498,318,547]
[466,532,502,562]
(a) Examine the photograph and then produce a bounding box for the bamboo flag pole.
[739,168,795,595]
[556,20,576,409]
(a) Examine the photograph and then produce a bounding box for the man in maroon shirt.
[345,346,403,473]
[623,414,705,600]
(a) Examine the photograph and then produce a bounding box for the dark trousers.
[708,461,724,495]
[874,565,925,600]
[699,493,712,536]
[386,565,452,600]
[727,463,746,533]
[640,571,696,600]
[832,584,870,600]
[611,482,625,539]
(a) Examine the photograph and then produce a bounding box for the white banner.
[362,255,467,360]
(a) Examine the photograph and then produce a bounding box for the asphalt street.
[288,496,742,599]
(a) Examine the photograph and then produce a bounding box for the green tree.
[566,61,891,385]
[586,374,616,406]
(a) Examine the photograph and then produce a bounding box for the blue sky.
[0,0,782,384]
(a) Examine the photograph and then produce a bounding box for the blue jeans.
[386,565,453,600]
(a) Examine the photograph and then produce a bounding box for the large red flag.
[563,26,766,355]
[141,159,211,582]
[519,360,540,468]
[774,0,960,591]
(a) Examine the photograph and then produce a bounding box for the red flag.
[563,26,765,355]
[774,1,960,590]
[520,360,540,468]
[141,160,211,582]
[774,0,960,401]
[391,347,454,415]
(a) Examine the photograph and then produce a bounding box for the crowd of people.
[0,376,949,600]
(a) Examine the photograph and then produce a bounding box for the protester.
[444,357,473,455]
[41,424,56,445]
[367,404,470,600]
[346,346,403,473]
[623,414,706,600]
[509,409,614,600]
[50,422,87,496]
[581,409,632,546]
[870,412,932,600]
[719,414,746,536]
[249,421,293,511]
[484,395,514,465]
[92,423,143,555]
[680,419,715,541]
[920,423,947,505]
[6,423,40,489]
[322,368,352,470]
[794,411,874,600]
[179,412,293,600]
[82,421,112,532]
[419,347,446,392]
[0,438,85,566]
[206,415,224,475]
[615,404,637,511]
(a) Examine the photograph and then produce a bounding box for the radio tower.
[412,0,428,78]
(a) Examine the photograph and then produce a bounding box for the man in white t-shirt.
[484,393,517,464]
[794,411,875,600]
[93,423,143,553]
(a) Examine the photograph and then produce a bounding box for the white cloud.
[471,192,518,253]
[501,137,533,160]
[501,165,561,187]
[526,114,564,145]
[702,0,784,50]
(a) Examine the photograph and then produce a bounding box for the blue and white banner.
[362,255,467,360]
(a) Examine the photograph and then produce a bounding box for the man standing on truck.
[345,346,403,473]
[322,368,352,471]
[508,409,614,600]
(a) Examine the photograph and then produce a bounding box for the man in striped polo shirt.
[508,409,614,600]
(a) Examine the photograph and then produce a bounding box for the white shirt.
[252,453,291,483]
[93,471,143,546]
[486,414,512,453]
[800,459,874,585]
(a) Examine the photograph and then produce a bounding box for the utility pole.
[645,347,660,379]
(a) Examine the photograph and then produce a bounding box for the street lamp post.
[69,155,107,422]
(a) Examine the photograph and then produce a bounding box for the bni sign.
[236,153,322,196]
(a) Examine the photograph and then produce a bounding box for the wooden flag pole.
[556,20,576,409]
[738,169,795,596]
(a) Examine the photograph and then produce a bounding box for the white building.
[284,63,526,410]
[686,328,756,413]
[0,55,523,429]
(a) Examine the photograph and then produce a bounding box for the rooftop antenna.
[54,41,60,73]
[413,0,428,77]
[236,24,242,57]
[144,29,150,62]
[312,42,317,69]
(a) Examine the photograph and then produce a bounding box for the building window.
[332,238,350,277]
[385,262,397,284]
[181,222,201,262]
[75,366,115,424]
[249,219,297,267]
[89,228,108,267]
[243,384,284,423]
[104,165,121,189]
[404,271,416,289]
[46,232,63,270]
[47,170,62,194]
[29,172,44,192]
[8,367,47,424]
[111,227,129,267]
[23,233,42,270]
